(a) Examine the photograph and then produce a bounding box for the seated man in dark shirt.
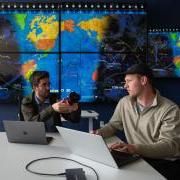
[21,71,81,132]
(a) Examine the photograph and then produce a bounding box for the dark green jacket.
[21,92,81,128]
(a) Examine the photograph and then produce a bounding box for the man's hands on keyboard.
[110,143,137,155]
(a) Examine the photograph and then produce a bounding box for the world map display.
[62,11,146,101]
[0,12,60,101]
[0,10,146,102]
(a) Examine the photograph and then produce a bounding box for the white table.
[0,132,165,180]
[81,110,99,132]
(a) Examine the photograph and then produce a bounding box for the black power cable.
[25,156,99,180]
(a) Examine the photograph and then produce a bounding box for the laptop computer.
[3,120,53,145]
[56,126,139,168]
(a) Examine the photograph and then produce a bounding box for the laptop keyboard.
[111,149,140,167]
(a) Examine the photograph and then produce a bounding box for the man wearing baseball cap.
[94,63,180,179]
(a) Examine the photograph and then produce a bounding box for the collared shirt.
[35,96,55,132]
[136,94,157,113]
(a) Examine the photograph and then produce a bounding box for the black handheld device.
[68,92,80,105]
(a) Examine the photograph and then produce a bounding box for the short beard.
[38,91,50,101]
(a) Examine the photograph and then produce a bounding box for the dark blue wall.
[154,78,180,104]
[148,0,180,29]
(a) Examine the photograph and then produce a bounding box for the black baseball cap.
[125,63,153,78]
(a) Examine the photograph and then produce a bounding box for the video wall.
[0,2,147,103]
[148,30,180,77]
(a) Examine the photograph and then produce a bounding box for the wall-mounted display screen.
[0,2,146,102]
[148,30,180,77]
[0,12,59,53]
[61,12,147,53]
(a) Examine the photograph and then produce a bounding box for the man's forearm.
[62,105,81,123]
[135,140,179,158]
[98,123,118,138]
[22,105,54,122]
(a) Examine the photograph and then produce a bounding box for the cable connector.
[65,168,87,180]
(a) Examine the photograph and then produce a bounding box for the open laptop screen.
[56,126,139,168]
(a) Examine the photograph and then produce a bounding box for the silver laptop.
[3,120,52,144]
[56,126,139,169]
